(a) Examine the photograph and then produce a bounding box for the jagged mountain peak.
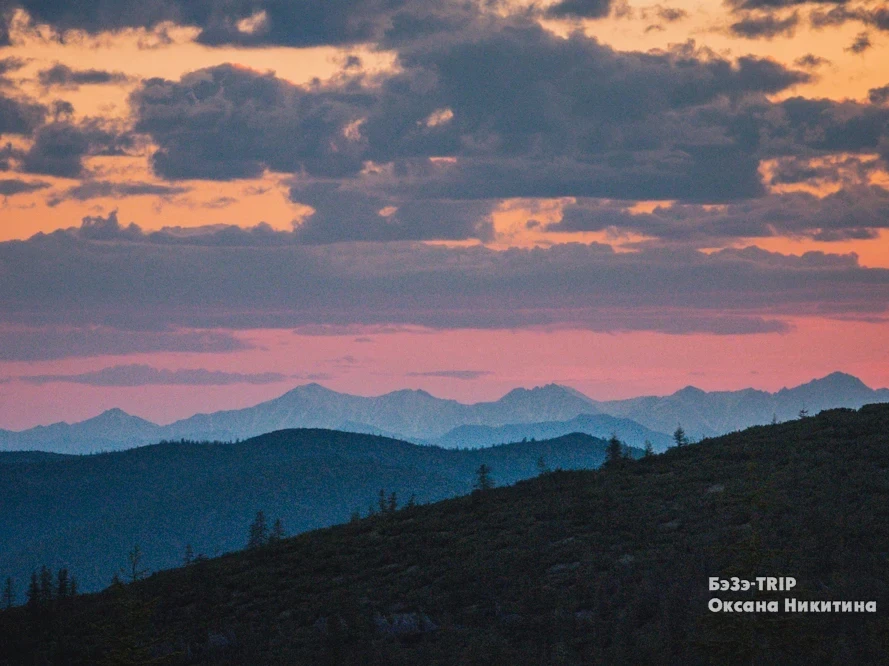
[672,385,707,399]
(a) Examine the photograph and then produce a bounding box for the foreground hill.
[2,405,888,665]
[0,430,624,592]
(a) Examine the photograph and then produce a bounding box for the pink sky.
[2,319,888,429]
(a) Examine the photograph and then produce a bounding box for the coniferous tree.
[378,489,388,514]
[27,572,39,607]
[643,440,654,457]
[606,434,624,465]
[183,544,194,566]
[673,426,688,447]
[125,545,149,583]
[269,518,285,542]
[2,576,14,609]
[474,464,494,491]
[38,565,53,603]
[387,491,398,514]
[248,510,268,548]
[56,567,69,598]
[537,456,550,475]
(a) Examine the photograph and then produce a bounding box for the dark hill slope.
[0,430,623,593]
[3,405,889,665]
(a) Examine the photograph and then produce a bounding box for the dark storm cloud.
[4,0,479,49]
[549,185,889,244]
[726,0,846,11]
[0,178,49,196]
[132,64,374,180]
[758,96,889,156]
[0,326,250,361]
[1,214,887,338]
[21,120,134,178]
[131,27,810,206]
[0,93,45,135]
[545,0,613,19]
[47,180,189,206]
[20,364,287,386]
[37,64,130,89]
[767,155,880,185]
[809,5,889,31]
[0,56,25,86]
[729,11,799,38]
[289,182,495,243]
[870,85,889,105]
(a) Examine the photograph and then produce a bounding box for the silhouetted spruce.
[2,576,13,609]
[247,511,268,548]
[474,463,494,490]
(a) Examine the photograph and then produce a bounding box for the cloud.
[131,64,372,180]
[846,31,872,53]
[545,0,613,19]
[7,0,481,49]
[0,56,26,86]
[794,54,830,68]
[727,0,844,10]
[809,6,889,32]
[289,182,495,243]
[729,11,799,38]
[130,29,810,205]
[656,6,688,21]
[0,178,50,196]
[760,96,889,156]
[407,370,492,379]
[46,180,189,206]
[0,326,250,361]
[20,364,288,386]
[37,64,130,89]
[549,185,889,244]
[0,93,45,135]
[1,214,887,337]
[21,120,134,178]
[870,85,889,105]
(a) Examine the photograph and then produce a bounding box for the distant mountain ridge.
[0,383,601,454]
[429,413,673,452]
[1,371,887,453]
[596,371,889,439]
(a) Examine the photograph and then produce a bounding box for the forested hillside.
[0,430,624,592]
[3,405,889,664]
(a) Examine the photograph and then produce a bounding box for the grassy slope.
[2,405,889,664]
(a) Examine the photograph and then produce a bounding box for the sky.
[0,0,888,429]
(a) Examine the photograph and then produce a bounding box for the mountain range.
[1,371,887,454]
